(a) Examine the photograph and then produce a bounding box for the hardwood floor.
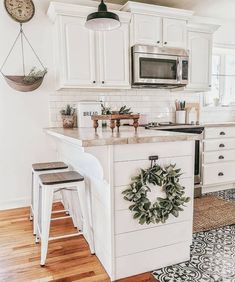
[0,203,157,282]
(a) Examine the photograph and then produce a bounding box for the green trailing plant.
[122,164,190,225]
[23,67,47,84]
[60,104,76,116]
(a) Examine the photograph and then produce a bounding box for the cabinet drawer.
[204,150,235,164]
[114,141,193,162]
[204,139,235,152]
[205,127,235,139]
[114,156,193,187]
[203,162,235,185]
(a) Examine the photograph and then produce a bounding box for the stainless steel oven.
[132,45,189,88]
[145,123,204,196]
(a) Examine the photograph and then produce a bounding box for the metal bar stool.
[36,171,95,266]
[30,162,69,235]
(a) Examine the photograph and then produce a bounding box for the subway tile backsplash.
[49,89,234,127]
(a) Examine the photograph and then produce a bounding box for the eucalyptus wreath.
[122,164,190,225]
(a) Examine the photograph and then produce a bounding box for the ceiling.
[107,0,235,21]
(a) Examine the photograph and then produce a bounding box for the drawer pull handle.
[220,131,226,135]
[219,155,224,160]
[218,172,224,176]
[219,144,225,148]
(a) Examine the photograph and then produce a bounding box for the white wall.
[0,0,58,210]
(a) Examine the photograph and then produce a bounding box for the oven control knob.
[218,172,224,176]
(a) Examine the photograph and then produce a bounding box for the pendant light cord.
[0,24,46,76]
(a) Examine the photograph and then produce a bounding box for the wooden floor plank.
[0,203,158,282]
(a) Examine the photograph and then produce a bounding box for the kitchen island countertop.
[45,127,201,147]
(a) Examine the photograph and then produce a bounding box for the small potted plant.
[60,104,76,128]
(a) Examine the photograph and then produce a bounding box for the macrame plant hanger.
[0,24,47,92]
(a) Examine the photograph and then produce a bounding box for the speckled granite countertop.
[45,127,200,147]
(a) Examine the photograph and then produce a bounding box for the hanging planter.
[0,24,47,92]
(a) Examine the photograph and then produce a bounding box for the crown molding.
[121,1,194,20]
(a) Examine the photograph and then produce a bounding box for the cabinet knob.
[219,143,225,148]
[164,42,167,45]
[102,81,104,84]
[220,131,226,135]
[157,40,160,44]
[218,172,224,176]
[209,85,212,87]
[93,81,96,84]
[219,155,224,160]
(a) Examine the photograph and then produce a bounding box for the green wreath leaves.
[122,164,190,225]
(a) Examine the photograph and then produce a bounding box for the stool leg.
[40,187,54,266]
[77,182,95,254]
[30,171,34,221]
[33,173,39,235]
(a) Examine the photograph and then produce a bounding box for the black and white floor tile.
[152,189,235,282]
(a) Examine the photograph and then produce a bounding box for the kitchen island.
[46,127,200,281]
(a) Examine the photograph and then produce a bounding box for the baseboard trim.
[0,195,63,211]
[0,197,31,211]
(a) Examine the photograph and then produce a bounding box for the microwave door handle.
[176,58,182,83]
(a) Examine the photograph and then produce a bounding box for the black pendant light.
[85,0,120,31]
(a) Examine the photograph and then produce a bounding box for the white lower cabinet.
[48,3,131,89]
[203,126,235,189]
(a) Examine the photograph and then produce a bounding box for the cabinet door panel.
[61,16,96,87]
[132,14,162,46]
[99,23,130,87]
[163,18,186,48]
[187,31,212,90]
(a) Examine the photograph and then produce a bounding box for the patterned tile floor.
[152,189,235,282]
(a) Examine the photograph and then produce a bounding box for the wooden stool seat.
[39,171,84,185]
[32,162,68,172]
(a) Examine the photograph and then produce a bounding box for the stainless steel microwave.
[132,45,189,88]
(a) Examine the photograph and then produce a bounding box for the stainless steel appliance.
[145,123,204,196]
[132,45,189,88]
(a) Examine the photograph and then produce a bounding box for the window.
[205,48,235,106]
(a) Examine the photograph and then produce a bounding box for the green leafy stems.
[101,104,133,115]
[122,164,190,225]
[23,67,47,84]
[60,104,76,116]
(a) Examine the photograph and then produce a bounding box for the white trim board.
[0,197,31,211]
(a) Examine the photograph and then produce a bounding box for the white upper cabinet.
[132,14,162,46]
[186,23,219,91]
[131,14,186,48]
[187,31,212,90]
[60,16,96,87]
[48,2,131,89]
[98,23,130,87]
[123,2,193,48]
[162,18,186,48]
